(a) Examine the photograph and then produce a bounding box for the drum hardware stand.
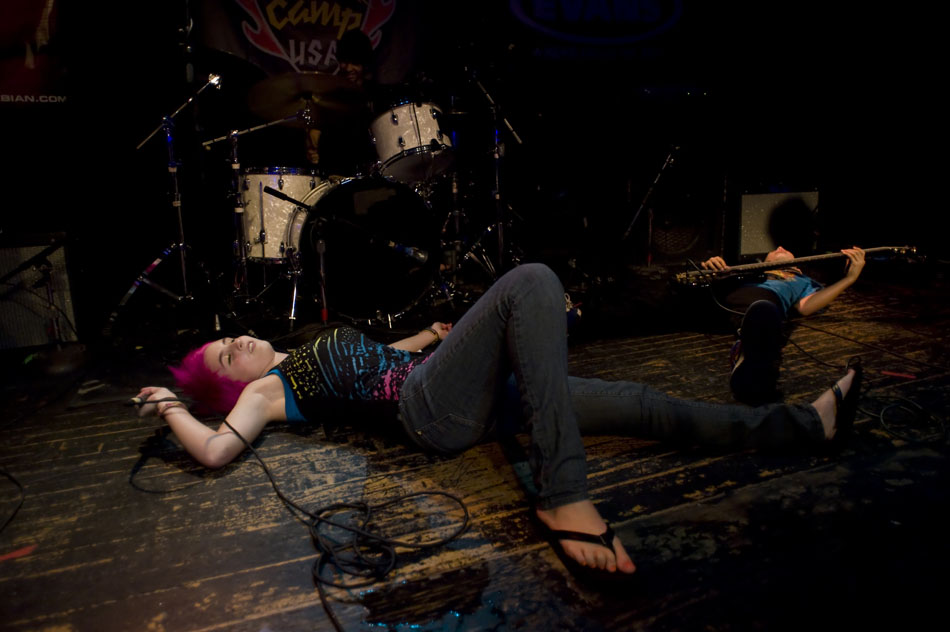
[260,186,334,327]
[313,238,328,324]
[437,172,468,287]
[104,75,221,337]
[621,145,679,265]
[200,109,311,255]
[284,246,307,329]
[199,106,317,320]
[200,108,307,148]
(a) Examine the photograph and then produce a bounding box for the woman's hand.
[842,246,866,281]
[389,322,453,351]
[700,256,729,271]
[135,386,179,417]
[430,321,453,341]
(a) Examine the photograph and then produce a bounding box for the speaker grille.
[739,191,819,257]
[0,238,78,349]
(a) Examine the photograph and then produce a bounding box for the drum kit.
[113,69,519,335]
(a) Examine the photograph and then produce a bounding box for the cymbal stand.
[199,108,313,323]
[472,75,523,273]
[228,130,250,298]
[104,76,221,337]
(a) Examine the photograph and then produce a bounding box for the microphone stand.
[228,130,249,300]
[621,145,678,265]
[103,75,220,338]
[471,73,523,273]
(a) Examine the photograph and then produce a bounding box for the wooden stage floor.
[2,260,949,631]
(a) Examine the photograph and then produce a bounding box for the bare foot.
[811,368,856,439]
[536,500,636,574]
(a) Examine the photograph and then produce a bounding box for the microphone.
[127,397,146,406]
[263,185,306,208]
[386,240,428,263]
[209,74,222,88]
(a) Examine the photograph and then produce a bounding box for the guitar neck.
[676,246,915,286]
[724,247,903,275]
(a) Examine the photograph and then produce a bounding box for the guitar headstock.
[882,245,918,257]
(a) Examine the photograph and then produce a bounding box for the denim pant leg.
[399,264,588,510]
[567,377,825,448]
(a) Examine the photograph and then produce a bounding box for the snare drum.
[370,100,454,184]
[240,168,330,261]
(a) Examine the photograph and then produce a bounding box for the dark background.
[1,1,934,342]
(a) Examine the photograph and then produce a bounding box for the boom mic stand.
[621,145,678,264]
[103,75,221,337]
[471,70,524,273]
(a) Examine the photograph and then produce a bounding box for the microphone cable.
[0,466,24,534]
[130,398,470,631]
[218,416,470,632]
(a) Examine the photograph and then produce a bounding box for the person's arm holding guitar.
[794,247,865,315]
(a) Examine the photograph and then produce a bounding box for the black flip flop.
[530,511,637,585]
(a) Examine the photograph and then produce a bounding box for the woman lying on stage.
[137,263,862,582]
[701,246,866,406]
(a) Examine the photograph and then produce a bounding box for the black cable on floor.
[859,397,948,444]
[130,399,470,632]
[218,416,470,632]
[0,466,25,534]
[792,319,950,373]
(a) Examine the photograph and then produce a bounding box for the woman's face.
[766,246,794,262]
[203,336,277,383]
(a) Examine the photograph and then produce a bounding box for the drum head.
[299,177,440,320]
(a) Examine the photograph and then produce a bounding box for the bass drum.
[298,177,441,321]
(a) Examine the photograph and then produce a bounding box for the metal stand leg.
[315,238,329,324]
[102,243,193,337]
[105,76,221,338]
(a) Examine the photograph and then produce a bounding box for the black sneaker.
[730,300,783,406]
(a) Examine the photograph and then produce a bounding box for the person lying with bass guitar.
[697,245,866,406]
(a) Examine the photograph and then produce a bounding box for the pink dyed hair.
[168,342,249,415]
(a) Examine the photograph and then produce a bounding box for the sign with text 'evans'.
[509,0,683,45]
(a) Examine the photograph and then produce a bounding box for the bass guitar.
[673,246,917,288]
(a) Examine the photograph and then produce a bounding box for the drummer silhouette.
[304,29,377,176]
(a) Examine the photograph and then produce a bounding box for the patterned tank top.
[268,327,429,422]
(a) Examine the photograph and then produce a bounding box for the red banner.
[0,0,66,106]
[196,0,415,83]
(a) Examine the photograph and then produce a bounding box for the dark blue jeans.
[398,264,824,511]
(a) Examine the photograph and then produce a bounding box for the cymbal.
[247,71,366,125]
